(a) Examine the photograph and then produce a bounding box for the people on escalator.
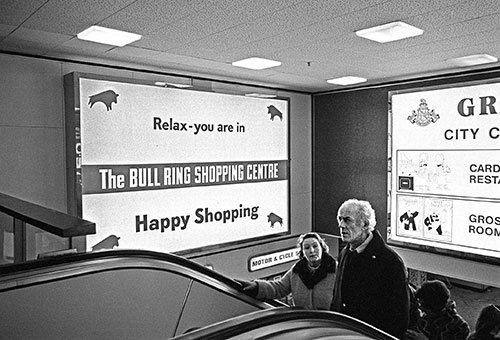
[405,279,470,340]
[237,232,337,310]
[330,198,410,340]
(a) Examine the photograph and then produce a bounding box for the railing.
[0,192,95,263]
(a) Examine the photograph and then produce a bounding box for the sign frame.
[64,72,291,255]
[388,78,500,266]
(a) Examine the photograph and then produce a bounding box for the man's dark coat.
[331,230,410,339]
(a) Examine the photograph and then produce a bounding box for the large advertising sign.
[65,73,289,254]
[389,80,500,265]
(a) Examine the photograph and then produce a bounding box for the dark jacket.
[417,301,470,340]
[331,230,410,339]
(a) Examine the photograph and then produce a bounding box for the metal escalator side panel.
[0,250,282,340]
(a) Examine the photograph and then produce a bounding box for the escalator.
[171,307,399,340]
[0,249,284,340]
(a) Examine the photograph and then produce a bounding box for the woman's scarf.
[293,253,336,289]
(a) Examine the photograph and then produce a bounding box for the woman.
[468,304,500,340]
[239,232,337,310]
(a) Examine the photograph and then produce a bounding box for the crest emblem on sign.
[407,99,440,126]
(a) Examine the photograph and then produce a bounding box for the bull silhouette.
[267,105,283,121]
[92,234,120,251]
[267,213,283,227]
[88,90,119,111]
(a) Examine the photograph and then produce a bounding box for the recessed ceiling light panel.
[77,25,142,47]
[327,76,367,86]
[356,21,423,43]
[232,57,281,70]
[448,54,498,66]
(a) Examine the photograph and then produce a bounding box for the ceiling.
[1,0,500,93]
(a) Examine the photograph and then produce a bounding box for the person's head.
[297,232,329,267]
[337,199,376,248]
[474,304,500,338]
[415,280,450,315]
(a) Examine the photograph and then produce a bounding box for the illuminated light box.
[327,76,367,86]
[64,73,290,254]
[232,57,281,70]
[388,81,500,265]
[356,21,423,43]
[77,25,141,46]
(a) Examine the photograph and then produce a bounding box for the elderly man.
[331,198,410,339]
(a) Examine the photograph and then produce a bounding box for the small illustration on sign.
[267,105,283,121]
[89,90,119,111]
[267,212,283,227]
[92,234,120,251]
[407,99,439,127]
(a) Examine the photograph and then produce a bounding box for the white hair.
[339,198,376,231]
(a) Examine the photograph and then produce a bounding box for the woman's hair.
[474,304,500,336]
[297,232,329,259]
[339,198,376,231]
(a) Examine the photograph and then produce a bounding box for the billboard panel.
[65,73,290,254]
[389,80,500,264]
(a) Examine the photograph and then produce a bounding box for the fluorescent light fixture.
[327,76,367,86]
[245,93,277,98]
[77,25,141,47]
[155,78,193,88]
[166,82,193,88]
[356,21,423,43]
[448,54,498,67]
[232,57,281,70]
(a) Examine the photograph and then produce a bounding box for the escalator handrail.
[0,192,95,237]
[171,307,398,340]
[0,249,285,307]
